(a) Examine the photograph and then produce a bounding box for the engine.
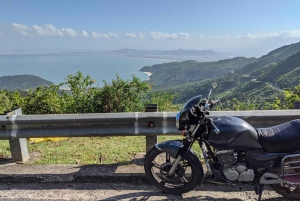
[216,150,254,182]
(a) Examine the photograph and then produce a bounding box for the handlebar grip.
[214,99,220,104]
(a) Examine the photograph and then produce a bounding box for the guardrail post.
[145,104,158,152]
[6,108,29,163]
[294,101,300,109]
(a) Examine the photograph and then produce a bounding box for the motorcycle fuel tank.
[208,116,262,150]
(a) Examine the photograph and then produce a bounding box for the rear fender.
[155,140,204,178]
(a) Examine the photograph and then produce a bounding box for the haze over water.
[0,55,170,86]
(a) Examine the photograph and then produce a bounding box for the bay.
[0,55,170,86]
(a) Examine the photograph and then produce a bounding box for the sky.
[1,0,300,56]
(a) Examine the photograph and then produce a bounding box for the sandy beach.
[143,72,153,80]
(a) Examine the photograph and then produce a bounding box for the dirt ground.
[0,182,288,201]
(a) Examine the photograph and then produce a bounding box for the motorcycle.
[144,83,300,201]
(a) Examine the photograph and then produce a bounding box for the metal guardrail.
[1,108,300,162]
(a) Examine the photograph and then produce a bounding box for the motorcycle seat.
[257,119,300,153]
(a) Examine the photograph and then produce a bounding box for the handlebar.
[204,99,220,110]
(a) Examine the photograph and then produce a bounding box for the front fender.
[155,140,204,179]
[155,140,183,158]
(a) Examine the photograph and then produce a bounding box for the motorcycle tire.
[271,185,300,200]
[144,146,201,195]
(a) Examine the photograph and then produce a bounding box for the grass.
[0,135,203,165]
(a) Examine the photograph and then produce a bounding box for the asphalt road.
[0,182,287,201]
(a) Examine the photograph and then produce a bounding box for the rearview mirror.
[211,83,217,89]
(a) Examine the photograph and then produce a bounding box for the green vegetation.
[2,42,300,165]
[0,75,53,90]
[0,135,202,165]
[236,42,300,74]
[0,71,182,164]
[145,41,300,106]
[0,71,180,114]
[140,57,256,90]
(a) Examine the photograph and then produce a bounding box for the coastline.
[142,72,153,80]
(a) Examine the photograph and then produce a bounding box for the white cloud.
[149,31,178,39]
[178,33,190,39]
[81,30,89,37]
[270,30,300,39]
[92,31,118,38]
[234,31,300,40]
[92,32,109,38]
[12,23,78,37]
[12,23,30,36]
[139,32,147,39]
[32,24,64,36]
[147,32,190,39]
[107,32,118,38]
[125,33,136,38]
[193,31,300,40]
[237,33,255,39]
[8,23,300,41]
[61,28,77,37]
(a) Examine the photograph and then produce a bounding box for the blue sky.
[1,0,300,56]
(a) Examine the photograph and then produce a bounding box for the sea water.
[0,54,170,86]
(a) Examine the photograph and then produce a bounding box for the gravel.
[0,182,288,201]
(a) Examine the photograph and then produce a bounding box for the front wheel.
[144,147,201,195]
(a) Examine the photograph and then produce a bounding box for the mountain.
[103,48,231,62]
[143,41,300,104]
[254,51,300,88]
[216,43,300,102]
[236,42,300,74]
[0,75,53,90]
[140,57,256,89]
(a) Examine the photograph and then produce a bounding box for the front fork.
[168,123,201,176]
[200,141,212,175]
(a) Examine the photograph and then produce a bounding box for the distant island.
[0,48,233,62]
[100,48,231,62]
[0,75,53,90]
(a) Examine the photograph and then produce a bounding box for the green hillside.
[236,41,300,74]
[145,41,300,104]
[140,57,256,89]
[257,51,300,88]
[0,75,53,90]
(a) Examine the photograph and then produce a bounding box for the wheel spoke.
[152,161,161,169]
[180,176,188,184]
[166,153,171,162]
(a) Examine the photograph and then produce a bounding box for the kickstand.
[255,185,264,201]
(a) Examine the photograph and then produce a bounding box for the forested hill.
[143,41,300,104]
[211,50,300,102]
[253,51,300,88]
[236,41,300,74]
[140,57,256,89]
[0,75,53,90]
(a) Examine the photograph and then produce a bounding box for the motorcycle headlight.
[176,95,203,131]
[176,111,190,131]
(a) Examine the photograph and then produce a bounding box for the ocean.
[0,54,170,86]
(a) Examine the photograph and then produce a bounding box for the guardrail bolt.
[148,122,154,128]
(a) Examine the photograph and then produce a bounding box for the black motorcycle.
[144,83,300,200]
